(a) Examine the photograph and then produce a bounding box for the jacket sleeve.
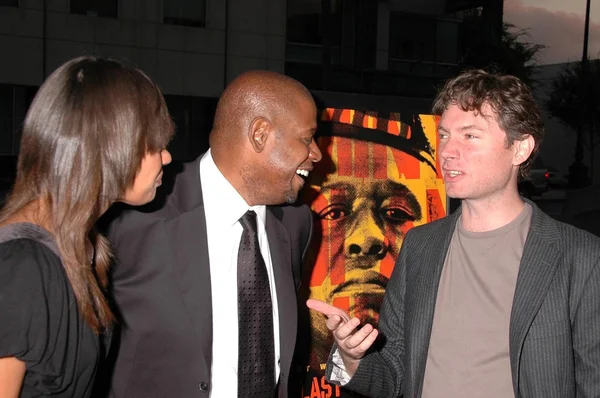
[573,255,600,396]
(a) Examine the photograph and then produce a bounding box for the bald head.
[207,70,320,206]
[210,70,312,148]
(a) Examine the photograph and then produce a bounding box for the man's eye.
[380,207,414,224]
[318,204,350,220]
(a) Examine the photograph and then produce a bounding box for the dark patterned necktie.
[237,210,275,397]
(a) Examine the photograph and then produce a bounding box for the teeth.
[448,171,462,177]
[296,169,309,177]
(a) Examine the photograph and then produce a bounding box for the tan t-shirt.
[421,203,532,398]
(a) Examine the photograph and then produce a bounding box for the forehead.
[291,92,316,114]
[440,103,504,129]
[283,96,316,128]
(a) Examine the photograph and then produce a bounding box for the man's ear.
[513,134,535,166]
[248,117,271,153]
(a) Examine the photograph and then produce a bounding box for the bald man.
[105,71,322,397]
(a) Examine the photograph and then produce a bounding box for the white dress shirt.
[200,150,280,397]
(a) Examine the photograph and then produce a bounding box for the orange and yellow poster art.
[300,108,446,398]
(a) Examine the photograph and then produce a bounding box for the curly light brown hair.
[432,69,544,179]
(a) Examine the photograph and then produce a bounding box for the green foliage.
[546,60,600,135]
[459,23,545,87]
[546,60,600,186]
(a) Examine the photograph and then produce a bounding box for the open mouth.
[296,168,310,181]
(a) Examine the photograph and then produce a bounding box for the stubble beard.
[284,188,298,204]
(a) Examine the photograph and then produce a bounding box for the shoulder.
[278,203,312,224]
[0,238,66,325]
[403,212,458,247]
[0,238,64,284]
[0,238,78,373]
[104,157,202,239]
[272,203,312,237]
[269,203,313,253]
[528,209,600,288]
[531,205,600,253]
[551,217,600,257]
[0,239,68,311]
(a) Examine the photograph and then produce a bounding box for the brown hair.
[0,56,174,333]
[432,69,544,178]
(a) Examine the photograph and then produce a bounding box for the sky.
[504,0,600,65]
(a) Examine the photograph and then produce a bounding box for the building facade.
[0,0,287,161]
[285,0,503,97]
[0,0,503,164]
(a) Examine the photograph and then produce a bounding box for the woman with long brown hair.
[0,56,174,397]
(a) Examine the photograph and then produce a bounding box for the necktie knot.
[239,210,258,234]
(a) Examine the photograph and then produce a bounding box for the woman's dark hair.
[0,56,175,332]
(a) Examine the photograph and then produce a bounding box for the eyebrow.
[319,182,356,195]
[438,124,485,133]
[320,180,423,220]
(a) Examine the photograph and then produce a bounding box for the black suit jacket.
[105,156,312,397]
[330,200,600,397]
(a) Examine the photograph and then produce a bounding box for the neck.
[0,199,53,233]
[212,148,259,206]
[459,191,526,233]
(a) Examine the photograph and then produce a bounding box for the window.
[0,84,37,156]
[389,13,437,62]
[0,85,13,155]
[164,0,206,28]
[70,0,118,18]
[163,95,217,161]
[286,0,343,45]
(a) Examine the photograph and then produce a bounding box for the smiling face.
[260,95,322,204]
[438,103,522,203]
[122,149,172,205]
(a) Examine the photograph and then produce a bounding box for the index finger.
[306,299,351,322]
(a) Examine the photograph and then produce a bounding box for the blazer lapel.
[509,202,561,394]
[265,208,296,383]
[411,212,459,396]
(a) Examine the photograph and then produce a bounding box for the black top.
[0,223,99,397]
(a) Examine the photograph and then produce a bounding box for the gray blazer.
[105,156,312,398]
[330,200,600,397]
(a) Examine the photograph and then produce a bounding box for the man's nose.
[439,137,458,160]
[344,211,389,259]
[309,139,322,163]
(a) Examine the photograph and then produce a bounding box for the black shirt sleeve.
[0,239,66,365]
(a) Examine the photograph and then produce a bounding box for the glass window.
[163,95,217,161]
[0,0,18,7]
[164,0,206,28]
[286,0,342,45]
[70,0,118,18]
[0,85,13,155]
[389,13,436,62]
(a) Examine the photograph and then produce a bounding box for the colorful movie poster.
[299,108,446,398]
